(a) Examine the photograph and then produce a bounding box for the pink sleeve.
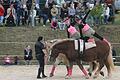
[82,24,90,32]
[68,26,77,35]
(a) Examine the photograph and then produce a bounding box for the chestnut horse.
[49,39,115,78]
[46,39,103,78]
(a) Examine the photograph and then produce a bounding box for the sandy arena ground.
[0,65,120,80]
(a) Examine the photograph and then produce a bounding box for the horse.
[49,39,115,79]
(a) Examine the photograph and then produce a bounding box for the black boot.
[42,67,47,78]
[93,32,103,40]
[37,68,42,79]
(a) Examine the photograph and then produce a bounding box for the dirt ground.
[0,65,120,80]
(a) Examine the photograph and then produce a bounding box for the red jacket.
[0,7,4,16]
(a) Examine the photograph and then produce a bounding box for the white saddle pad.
[74,39,96,52]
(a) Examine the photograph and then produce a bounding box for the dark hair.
[37,36,43,41]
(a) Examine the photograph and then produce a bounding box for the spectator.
[68,2,76,17]
[45,0,56,22]
[76,2,82,17]
[51,4,58,19]
[3,54,13,65]
[14,0,22,26]
[60,3,68,20]
[26,0,32,16]
[0,3,4,26]
[28,5,36,27]
[2,0,10,17]
[5,4,16,27]
[24,45,33,65]
[51,4,58,29]
[40,6,49,27]
[21,5,28,25]
[103,4,110,24]
[108,4,115,24]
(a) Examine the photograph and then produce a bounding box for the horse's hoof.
[100,71,104,76]
[65,75,71,79]
[93,75,98,79]
[88,72,92,76]
[85,75,90,79]
[106,74,112,79]
[49,73,54,77]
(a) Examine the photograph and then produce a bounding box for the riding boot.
[37,68,42,79]
[42,67,47,78]
[93,32,103,40]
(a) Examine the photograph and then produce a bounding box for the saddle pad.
[74,40,96,52]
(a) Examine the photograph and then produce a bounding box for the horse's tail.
[106,41,115,71]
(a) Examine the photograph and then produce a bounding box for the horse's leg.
[76,60,90,79]
[88,62,104,77]
[65,62,73,79]
[93,61,104,78]
[62,53,70,76]
[88,62,98,76]
[49,57,60,77]
[49,64,57,77]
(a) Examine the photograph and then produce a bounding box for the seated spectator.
[3,54,13,65]
[5,4,16,27]
[24,45,33,65]
[51,4,58,29]
[51,4,58,19]
[0,3,4,26]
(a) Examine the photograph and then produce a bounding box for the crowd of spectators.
[0,0,115,27]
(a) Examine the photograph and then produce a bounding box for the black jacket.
[35,41,45,56]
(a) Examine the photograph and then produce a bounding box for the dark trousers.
[6,16,16,27]
[36,55,45,77]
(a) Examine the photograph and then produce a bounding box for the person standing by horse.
[35,36,47,79]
